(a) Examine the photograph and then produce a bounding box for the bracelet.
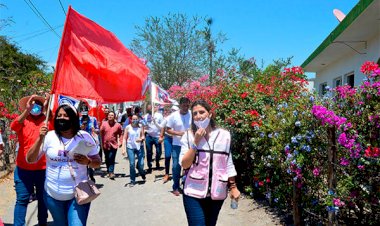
[190,143,198,151]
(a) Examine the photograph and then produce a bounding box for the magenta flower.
[333,198,345,207]
[340,157,350,166]
[312,168,320,177]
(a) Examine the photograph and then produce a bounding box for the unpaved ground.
[0,153,281,226]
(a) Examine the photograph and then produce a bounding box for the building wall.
[314,34,380,94]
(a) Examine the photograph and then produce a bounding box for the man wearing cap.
[159,105,179,183]
[10,94,49,226]
[143,104,164,173]
[80,109,99,182]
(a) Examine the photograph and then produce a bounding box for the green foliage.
[0,36,51,113]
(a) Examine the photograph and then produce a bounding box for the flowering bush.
[169,60,379,224]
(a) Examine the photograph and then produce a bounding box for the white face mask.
[194,117,210,129]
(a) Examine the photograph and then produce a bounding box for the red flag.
[51,6,149,102]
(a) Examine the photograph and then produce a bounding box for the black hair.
[190,99,216,134]
[179,97,190,104]
[54,104,80,137]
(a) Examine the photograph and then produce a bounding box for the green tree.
[131,13,242,90]
[130,13,209,89]
[0,36,52,112]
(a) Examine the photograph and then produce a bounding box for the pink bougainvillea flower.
[312,168,320,177]
[333,198,345,207]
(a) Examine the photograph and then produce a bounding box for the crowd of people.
[6,94,240,226]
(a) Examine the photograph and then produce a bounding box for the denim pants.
[13,166,48,226]
[104,147,117,173]
[127,147,145,183]
[164,135,173,175]
[43,190,90,226]
[145,135,162,169]
[183,194,224,226]
[171,145,181,191]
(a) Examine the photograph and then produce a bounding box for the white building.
[302,0,380,96]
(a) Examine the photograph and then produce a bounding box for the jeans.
[145,135,162,169]
[183,194,224,226]
[127,147,145,183]
[104,147,117,173]
[164,135,173,175]
[13,166,48,226]
[43,190,90,226]
[172,145,181,191]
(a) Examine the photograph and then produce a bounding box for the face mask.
[132,120,139,125]
[56,118,72,131]
[30,104,42,116]
[194,117,211,129]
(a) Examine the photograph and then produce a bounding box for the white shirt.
[179,128,237,177]
[144,112,164,138]
[42,131,99,201]
[116,111,124,123]
[0,134,3,145]
[125,125,143,150]
[166,110,191,146]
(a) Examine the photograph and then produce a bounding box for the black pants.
[104,147,117,173]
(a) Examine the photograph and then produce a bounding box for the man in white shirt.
[0,130,4,156]
[166,97,191,196]
[116,108,124,123]
[144,104,164,173]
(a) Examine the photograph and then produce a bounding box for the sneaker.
[142,175,146,181]
[172,190,180,196]
[146,168,152,174]
[129,182,136,187]
[109,173,115,180]
[163,174,170,183]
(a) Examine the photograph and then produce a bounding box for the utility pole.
[205,18,214,85]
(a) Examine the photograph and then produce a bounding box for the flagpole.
[44,94,52,125]
[97,102,105,162]
[151,82,154,116]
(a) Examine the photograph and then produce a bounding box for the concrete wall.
[314,34,380,94]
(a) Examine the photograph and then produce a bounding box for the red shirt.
[10,115,47,170]
[100,121,122,150]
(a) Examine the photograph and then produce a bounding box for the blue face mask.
[30,104,42,116]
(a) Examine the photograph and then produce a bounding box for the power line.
[13,25,63,39]
[23,0,61,39]
[17,25,63,43]
[58,0,66,16]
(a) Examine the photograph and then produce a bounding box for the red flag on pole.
[51,6,149,102]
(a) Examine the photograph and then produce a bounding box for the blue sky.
[1,0,358,71]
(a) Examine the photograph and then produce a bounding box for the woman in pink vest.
[180,99,240,226]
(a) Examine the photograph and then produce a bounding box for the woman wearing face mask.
[122,114,146,187]
[10,94,49,226]
[179,99,241,226]
[27,104,101,226]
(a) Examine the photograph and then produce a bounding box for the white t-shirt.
[126,125,143,150]
[42,131,99,201]
[179,128,237,177]
[166,110,191,146]
[144,112,164,138]
[0,134,3,145]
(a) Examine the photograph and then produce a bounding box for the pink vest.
[183,131,230,200]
